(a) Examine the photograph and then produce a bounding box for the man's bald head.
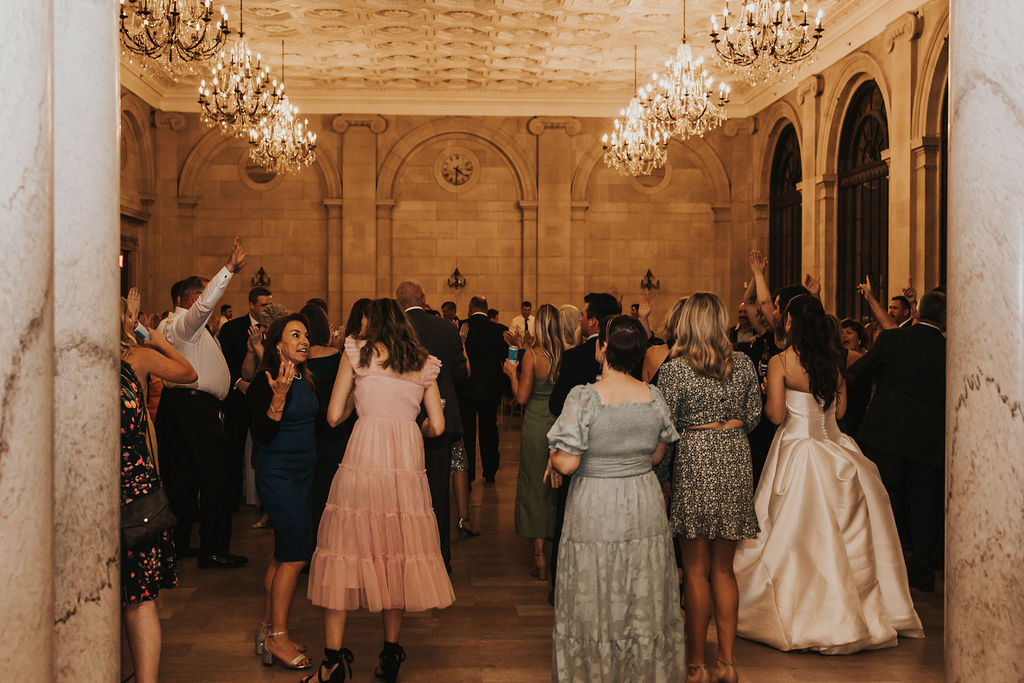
[395,280,426,309]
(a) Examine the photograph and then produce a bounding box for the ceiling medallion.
[645,0,729,141]
[602,47,670,177]
[710,0,824,85]
[198,0,281,137]
[119,0,229,68]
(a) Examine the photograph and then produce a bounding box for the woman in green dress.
[503,303,564,580]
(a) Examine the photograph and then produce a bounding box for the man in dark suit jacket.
[547,292,622,596]
[456,295,508,483]
[218,286,272,509]
[397,281,468,571]
[849,291,946,592]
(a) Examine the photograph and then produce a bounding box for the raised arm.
[856,275,897,330]
[171,238,247,340]
[128,325,198,384]
[749,249,778,329]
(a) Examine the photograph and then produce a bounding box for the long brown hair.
[358,298,428,374]
[531,303,565,382]
[120,297,138,360]
[671,292,734,381]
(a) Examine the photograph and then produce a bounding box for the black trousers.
[863,445,944,580]
[424,433,452,571]
[549,473,572,589]
[221,388,249,510]
[459,397,499,482]
[156,388,233,555]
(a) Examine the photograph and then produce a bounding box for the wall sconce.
[640,269,660,291]
[447,267,466,289]
[251,266,271,288]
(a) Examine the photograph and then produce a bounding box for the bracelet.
[268,405,283,415]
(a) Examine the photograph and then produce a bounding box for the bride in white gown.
[733,295,924,655]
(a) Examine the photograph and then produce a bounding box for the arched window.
[769,124,802,289]
[939,87,948,289]
[836,81,889,319]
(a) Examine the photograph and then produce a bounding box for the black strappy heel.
[374,642,406,683]
[302,647,354,682]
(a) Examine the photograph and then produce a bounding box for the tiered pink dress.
[308,339,455,613]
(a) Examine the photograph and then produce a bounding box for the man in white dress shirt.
[156,238,249,568]
[509,300,534,338]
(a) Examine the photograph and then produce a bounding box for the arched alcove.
[769,123,802,289]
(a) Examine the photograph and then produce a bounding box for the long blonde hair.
[671,292,733,381]
[532,303,565,382]
[659,297,688,347]
[558,304,581,348]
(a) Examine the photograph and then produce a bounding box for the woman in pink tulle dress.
[305,298,454,683]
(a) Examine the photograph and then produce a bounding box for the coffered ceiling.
[121,0,926,118]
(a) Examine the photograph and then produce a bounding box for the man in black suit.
[396,281,469,571]
[456,295,508,483]
[850,291,946,592]
[218,286,272,509]
[547,292,622,596]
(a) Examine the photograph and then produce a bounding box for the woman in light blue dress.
[546,315,683,682]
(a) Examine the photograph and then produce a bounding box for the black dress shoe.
[197,553,249,569]
[908,568,935,593]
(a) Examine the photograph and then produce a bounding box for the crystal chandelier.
[198,0,280,136]
[646,0,730,141]
[710,1,824,85]
[602,48,670,177]
[119,0,229,67]
[248,43,317,175]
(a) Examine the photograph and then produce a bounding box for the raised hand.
[267,358,297,397]
[804,273,822,298]
[145,325,168,348]
[856,275,873,299]
[902,277,918,306]
[749,249,768,275]
[638,298,652,319]
[247,324,263,352]
[226,236,248,274]
[127,287,141,322]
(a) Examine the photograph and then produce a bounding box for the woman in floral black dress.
[120,290,196,683]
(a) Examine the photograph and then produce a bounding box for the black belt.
[163,387,222,406]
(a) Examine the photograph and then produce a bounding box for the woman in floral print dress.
[120,290,196,683]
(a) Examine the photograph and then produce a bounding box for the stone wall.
[118,0,948,330]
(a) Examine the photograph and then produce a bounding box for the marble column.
[947,1,1024,680]
[528,116,580,306]
[0,1,55,679]
[334,116,386,313]
[51,0,121,678]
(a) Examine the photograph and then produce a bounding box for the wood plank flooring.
[156,415,944,682]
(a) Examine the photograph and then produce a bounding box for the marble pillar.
[52,0,121,678]
[335,117,383,313]
[947,1,1024,680]
[529,117,580,306]
[0,1,55,679]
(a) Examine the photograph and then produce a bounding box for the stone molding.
[723,118,756,138]
[798,75,825,105]
[886,11,924,53]
[331,115,388,134]
[527,116,582,136]
[152,111,185,131]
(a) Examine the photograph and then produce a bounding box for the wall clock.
[435,147,480,192]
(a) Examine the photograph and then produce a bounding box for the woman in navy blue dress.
[246,313,318,670]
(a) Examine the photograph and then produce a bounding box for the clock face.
[440,152,475,186]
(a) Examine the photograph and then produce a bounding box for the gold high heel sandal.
[261,630,312,670]
[457,517,480,537]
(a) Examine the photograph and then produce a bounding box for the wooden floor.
[156,415,944,682]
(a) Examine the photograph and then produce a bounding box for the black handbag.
[121,481,177,548]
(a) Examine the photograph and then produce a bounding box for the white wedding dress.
[733,389,924,654]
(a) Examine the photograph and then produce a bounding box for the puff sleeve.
[649,385,682,444]
[546,384,597,455]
